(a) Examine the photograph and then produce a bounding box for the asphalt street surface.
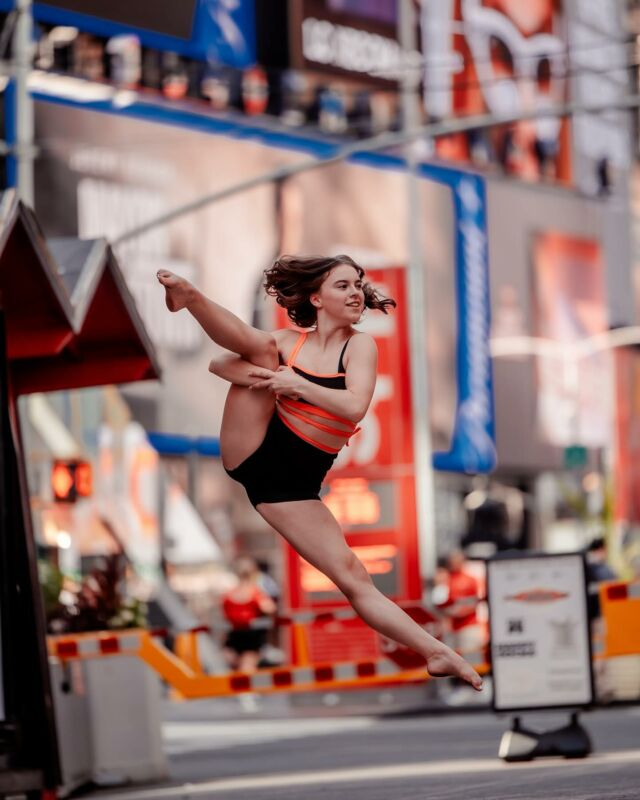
[87,699,640,800]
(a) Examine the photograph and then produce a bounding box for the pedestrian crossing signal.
[52,460,93,503]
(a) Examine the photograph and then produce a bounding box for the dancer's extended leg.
[157,270,278,468]
[157,270,277,364]
[257,499,483,689]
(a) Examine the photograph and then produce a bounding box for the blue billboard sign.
[0,0,256,66]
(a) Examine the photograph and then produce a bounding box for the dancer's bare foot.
[426,645,483,691]
[156,270,197,312]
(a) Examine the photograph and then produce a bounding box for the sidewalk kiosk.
[0,194,159,797]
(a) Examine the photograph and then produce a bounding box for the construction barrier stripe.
[99,636,120,655]
[209,656,425,694]
[51,631,143,660]
[599,579,640,659]
[605,581,640,601]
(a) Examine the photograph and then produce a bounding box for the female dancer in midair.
[157,255,482,690]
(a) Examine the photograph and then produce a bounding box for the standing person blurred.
[222,556,276,674]
[585,535,618,621]
[585,536,618,702]
[256,559,284,666]
[430,557,451,608]
[256,559,280,605]
[437,550,487,705]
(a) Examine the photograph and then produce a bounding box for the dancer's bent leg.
[158,270,278,469]
[257,499,483,690]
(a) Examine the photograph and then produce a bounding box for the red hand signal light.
[51,460,93,503]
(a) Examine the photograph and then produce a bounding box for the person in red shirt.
[440,550,484,658]
[222,556,276,673]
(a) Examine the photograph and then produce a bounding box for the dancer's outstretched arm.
[209,353,263,387]
[209,329,294,387]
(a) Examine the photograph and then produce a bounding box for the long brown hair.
[263,254,396,329]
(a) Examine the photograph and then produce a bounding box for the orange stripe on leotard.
[278,332,360,452]
[278,399,354,439]
[278,397,353,431]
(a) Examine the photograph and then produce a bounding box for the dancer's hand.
[248,365,303,399]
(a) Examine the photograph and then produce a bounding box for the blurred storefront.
[487,176,633,555]
[423,0,634,559]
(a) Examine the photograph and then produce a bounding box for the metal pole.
[114,94,640,246]
[13,0,34,206]
[398,0,437,586]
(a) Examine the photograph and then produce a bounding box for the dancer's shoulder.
[271,328,300,344]
[342,332,377,372]
[347,331,377,353]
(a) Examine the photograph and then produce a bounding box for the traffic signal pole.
[13,0,34,206]
[398,0,438,584]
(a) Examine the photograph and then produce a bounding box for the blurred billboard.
[0,0,256,65]
[33,97,494,476]
[33,0,198,39]
[532,232,610,448]
[613,349,640,579]
[421,0,631,190]
[488,179,632,473]
[422,0,572,182]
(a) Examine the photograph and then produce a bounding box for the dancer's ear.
[310,293,322,308]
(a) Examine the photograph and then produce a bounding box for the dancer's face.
[312,264,365,323]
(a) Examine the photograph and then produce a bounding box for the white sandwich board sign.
[488,553,594,712]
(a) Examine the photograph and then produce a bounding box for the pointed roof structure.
[0,192,74,362]
[0,193,160,395]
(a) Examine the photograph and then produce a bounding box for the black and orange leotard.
[276,332,360,454]
[224,331,360,507]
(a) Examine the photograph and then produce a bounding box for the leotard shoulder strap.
[286,331,307,367]
[337,336,353,374]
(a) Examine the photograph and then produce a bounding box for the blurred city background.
[2,1,640,798]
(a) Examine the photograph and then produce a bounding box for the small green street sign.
[564,445,588,470]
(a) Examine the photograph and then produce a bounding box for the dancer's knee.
[244,333,278,369]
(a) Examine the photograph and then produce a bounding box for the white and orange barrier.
[46,582,640,703]
[598,579,640,658]
[48,627,489,699]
